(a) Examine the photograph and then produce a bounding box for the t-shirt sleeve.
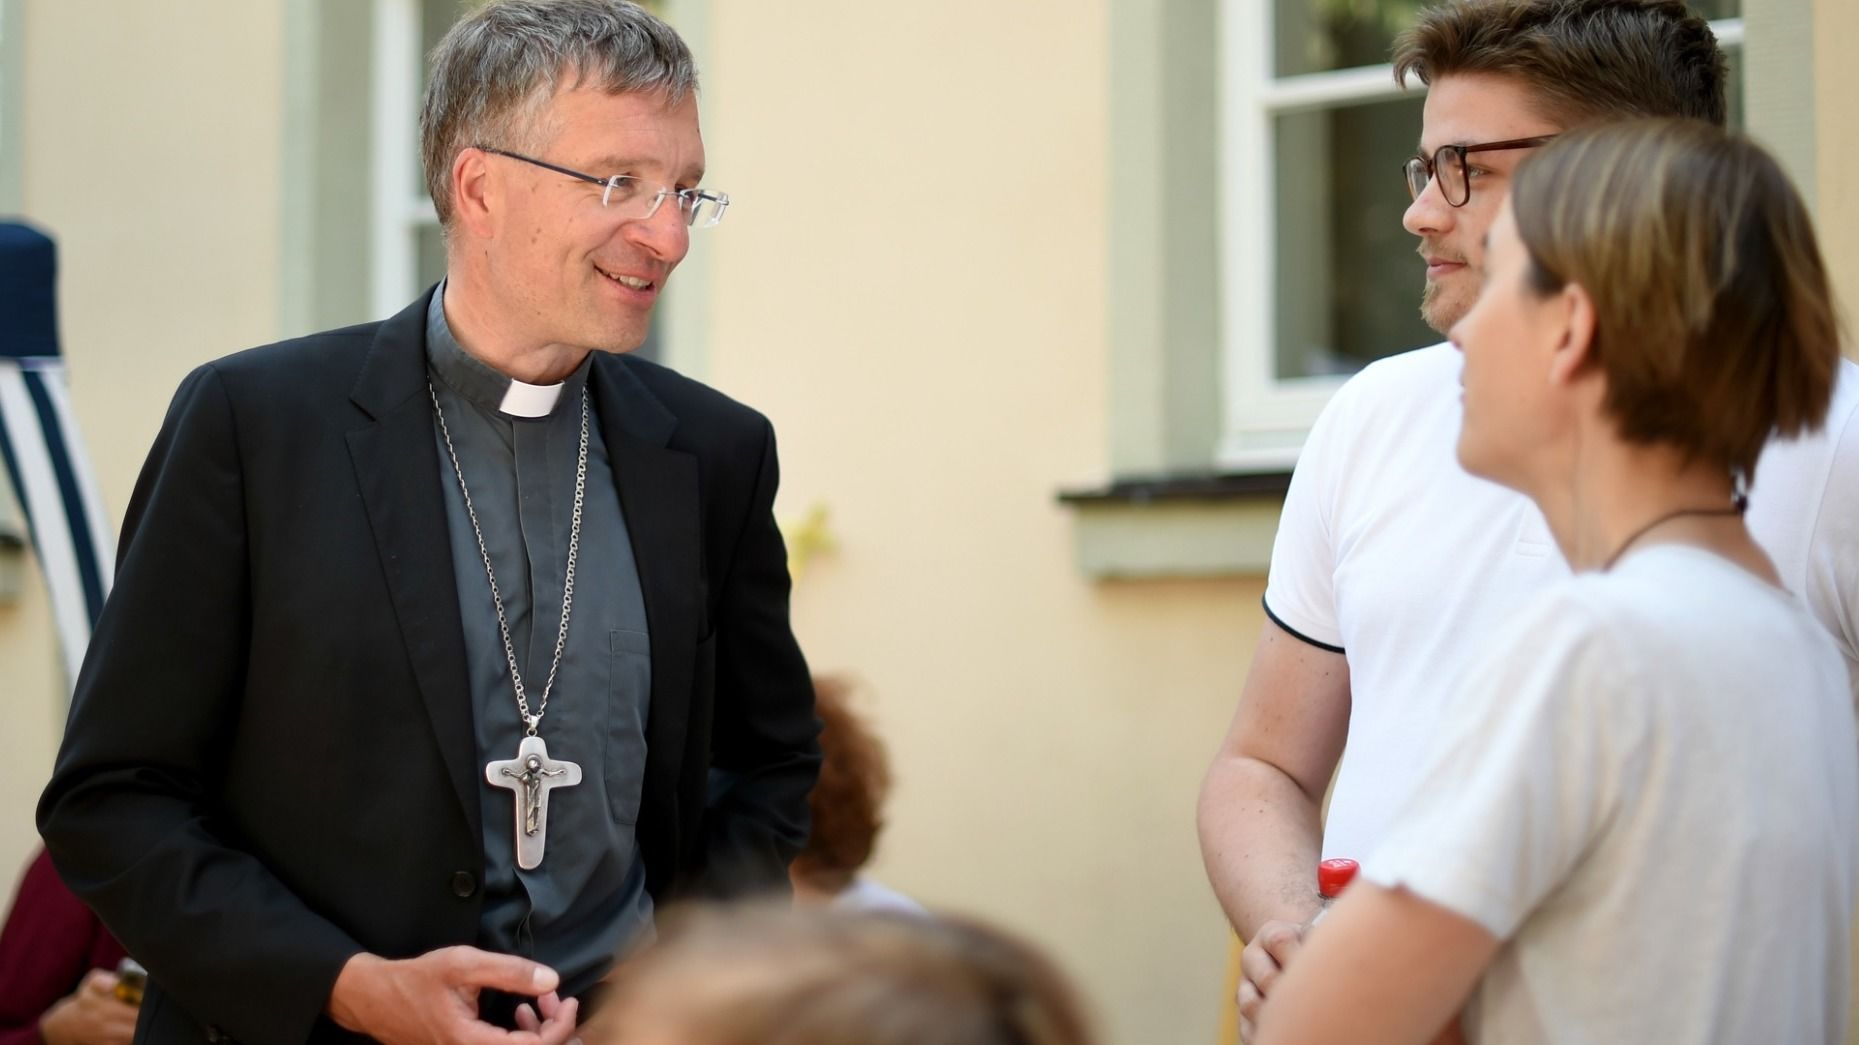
[1262,381,1357,652]
[1803,374,1859,698]
[1360,591,1646,938]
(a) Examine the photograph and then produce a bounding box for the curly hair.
[791,675,891,893]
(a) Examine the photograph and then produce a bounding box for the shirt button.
[204,1027,226,1043]
[451,871,477,898]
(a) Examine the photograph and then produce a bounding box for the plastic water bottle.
[1306,857,1359,928]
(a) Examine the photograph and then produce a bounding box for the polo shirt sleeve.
[1261,379,1358,653]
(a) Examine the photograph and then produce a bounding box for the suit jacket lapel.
[589,357,700,855]
[345,288,482,842]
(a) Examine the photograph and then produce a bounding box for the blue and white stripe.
[0,352,114,689]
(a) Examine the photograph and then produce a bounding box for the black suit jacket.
[37,288,820,1044]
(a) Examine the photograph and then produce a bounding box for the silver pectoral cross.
[486,735,581,870]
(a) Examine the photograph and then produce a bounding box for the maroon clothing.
[0,848,129,1044]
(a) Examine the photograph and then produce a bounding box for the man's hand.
[1236,920,1305,1044]
[514,991,579,1044]
[40,969,139,1045]
[326,947,578,1045]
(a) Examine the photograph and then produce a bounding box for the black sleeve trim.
[1261,596,1345,655]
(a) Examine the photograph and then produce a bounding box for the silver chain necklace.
[429,380,588,869]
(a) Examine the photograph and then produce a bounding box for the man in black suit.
[36,3,820,1042]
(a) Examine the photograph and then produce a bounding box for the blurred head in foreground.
[586,905,1098,1045]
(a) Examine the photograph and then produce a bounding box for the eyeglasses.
[1402,135,1557,208]
[474,145,730,228]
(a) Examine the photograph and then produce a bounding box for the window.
[1215,0,1743,469]
[369,0,464,320]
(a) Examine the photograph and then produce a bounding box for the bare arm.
[1197,618,1352,937]
[1253,882,1495,1045]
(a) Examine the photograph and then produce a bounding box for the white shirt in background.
[1263,344,1859,863]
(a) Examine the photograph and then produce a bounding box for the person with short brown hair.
[1255,119,1857,1045]
[584,905,1097,1045]
[1198,3,1859,1040]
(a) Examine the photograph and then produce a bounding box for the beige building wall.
[0,0,287,883]
[1817,0,1859,349]
[696,3,1250,1041]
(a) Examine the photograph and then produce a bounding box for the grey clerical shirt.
[425,287,654,994]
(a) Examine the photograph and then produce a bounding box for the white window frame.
[371,0,434,320]
[1215,5,1744,471]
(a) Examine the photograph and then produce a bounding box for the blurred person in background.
[584,904,1097,1045]
[1197,2,1859,1038]
[1257,119,1857,1045]
[790,676,925,915]
[0,847,134,1045]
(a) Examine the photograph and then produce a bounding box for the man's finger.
[439,946,561,996]
[1237,977,1263,1024]
[1238,1013,1256,1045]
[1257,924,1305,966]
[80,969,122,996]
[451,1019,545,1045]
[535,991,561,1019]
[515,1004,540,1032]
[1239,939,1283,998]
[537,998,580,1045]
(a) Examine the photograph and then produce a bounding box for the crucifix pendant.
[486,735,581,870]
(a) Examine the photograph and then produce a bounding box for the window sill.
[1056,471,1291,579]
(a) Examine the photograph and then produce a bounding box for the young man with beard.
[1196,2,1859,1039]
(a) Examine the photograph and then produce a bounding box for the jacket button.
[451,871,477,898]
[204,1027,225,1043]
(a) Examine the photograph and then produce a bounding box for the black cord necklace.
[1601,493,1748,572]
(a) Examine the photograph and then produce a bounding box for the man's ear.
[452,148,497,240]
[1548,282,1597,386]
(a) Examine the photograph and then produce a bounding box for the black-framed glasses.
[474,145,730,228]
[1402,135,1557,208]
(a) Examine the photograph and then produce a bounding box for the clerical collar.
[425,283,591,419]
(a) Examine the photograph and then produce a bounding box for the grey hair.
[419,0,699,226]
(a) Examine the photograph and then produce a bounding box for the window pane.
[1275,0,1429,77]
[1275,0,1740,78]
[1273,94,1437,380]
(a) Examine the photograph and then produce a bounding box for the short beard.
[1420,281,1468,336]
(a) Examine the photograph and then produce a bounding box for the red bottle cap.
[1318,858,1359,900]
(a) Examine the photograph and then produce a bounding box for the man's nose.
[624,201,691,264]
[1403,175,1455,239]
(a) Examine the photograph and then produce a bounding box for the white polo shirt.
[1262,343,1859,863]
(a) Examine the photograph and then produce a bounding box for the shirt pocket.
[607,628,652,825]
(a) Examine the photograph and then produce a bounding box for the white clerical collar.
[498,379,563,418]
[426,282,588,420]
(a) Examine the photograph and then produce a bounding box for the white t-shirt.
[1263,343,1859,862]
[833,875,930,917]
[1362,546,1859,1044]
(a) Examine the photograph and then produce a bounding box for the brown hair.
[1392,0,1727,128]
[1510,119,1841,477]
[588,905,1099,1045]
[792,676,891,894]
